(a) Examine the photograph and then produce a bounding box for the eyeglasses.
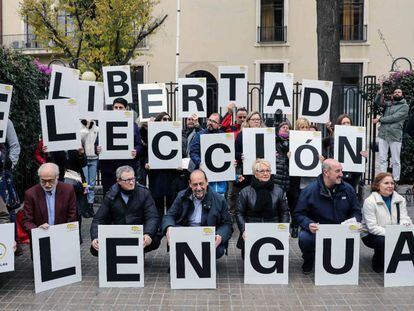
[208,118,219,125]
[237,116,247,119]
[249,118,261,122]
[40,178,57,185]
[256,169,271,174]
[119,177,136,183]
[162,117,171,121]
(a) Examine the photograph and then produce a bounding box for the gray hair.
[116,165,135,180]
[252,159,271,173]
[38,162,59,178]
[322,158,339,172]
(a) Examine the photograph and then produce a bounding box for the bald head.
[189,170,208,199]
[322,159,343,188]
[38,163,59,191]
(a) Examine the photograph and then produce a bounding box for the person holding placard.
[162,170,233,259]
[361,172,412,273]
[294,159,362,274]
[220,102,247,136]
[90,165,160,255]
[236,159,289,258]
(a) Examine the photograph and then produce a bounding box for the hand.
[237,175,245,183]
[78,147,85,155]
[96,146,102,154]
[227,102,236,113]
[242,231,246,240]
[360,150,368,158]
[191,113,199,125]
[319,155,325,163]
[287,151,291,159]
[373,118,380,124]
[215,234,222,248]
[131,149,137,158]
[177,166,183,171]
[309,223,319,234]
[233,160,238,167]
[39,223,50,230]
[143,234,152,248]
[149,117,155,122]
[145,163,150,170]
[241,153,245,160]
[166,227,172,245]
[91,239,99,251]
[42,145,48,153]
[13,241,17,252]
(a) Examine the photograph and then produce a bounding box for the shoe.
[291,226,299,238]
[302,259,314,275]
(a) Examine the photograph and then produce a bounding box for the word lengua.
[0,84,12,143]
[0,223,15,273]
[103,65,133,106]
[242,128,276,175]
[201,133,235,182]
[98,225,144,288]
[148,121,182,169]
[98,111,134,160]
[244,223,290,284]
[299,79,333,124]
[40,99,81,152]
[315,224,360,286]
[169,227,216,289]
[289,130,322,177]
[177,78,207,118]
[137,83,168,121]
[263,72,294,115]
[31,222,82,293]
[334,125,366,173]
[385,225,414,287]
[218,66,248,110]
[48,65,80,100]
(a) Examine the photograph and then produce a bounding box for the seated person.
[236,159,290,258]
[162,170,233,259]
[294,159,362,274]
[90,165,160,256]
[362,172,412,273]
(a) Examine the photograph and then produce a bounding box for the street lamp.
[47,58,96,81]
[389,57,412,72]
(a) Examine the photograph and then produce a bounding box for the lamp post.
[47,58,96,81]
[389,57,412,72]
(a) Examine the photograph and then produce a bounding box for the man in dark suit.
[22,163,77,232]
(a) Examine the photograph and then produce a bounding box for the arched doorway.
[186,70,218,116]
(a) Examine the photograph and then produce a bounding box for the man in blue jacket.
[162,170,233,259]
[294,159,362,274]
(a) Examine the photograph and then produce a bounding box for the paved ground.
[1,200,414,310]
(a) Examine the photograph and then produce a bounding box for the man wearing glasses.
[89,165,160,256]
[220,102,247,136]
[22,163,77,232]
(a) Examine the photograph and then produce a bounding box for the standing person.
[362,172,412,272]
[373,87,410,182]
[236,159,289,258]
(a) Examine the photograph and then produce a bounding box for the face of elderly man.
[39,166,58,192]
[323,159,343,187]
[189,170,208,200]
[117,170,136,191]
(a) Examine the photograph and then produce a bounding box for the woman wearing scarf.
[235,159,290,258]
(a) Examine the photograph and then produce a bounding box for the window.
[340,63,363,85]
[340,0,366,41]
[259,0,286,42]
[260,63,284,85]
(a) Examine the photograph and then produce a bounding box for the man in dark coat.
[162,170,233,259]
[90,165,160,256]
[294,159,362,274]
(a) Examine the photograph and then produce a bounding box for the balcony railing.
[257,26,287,43]
[1,34,46,49]
[340,24,367,42]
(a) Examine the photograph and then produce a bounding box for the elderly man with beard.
[162,170,233,259]
[294,159,362,274]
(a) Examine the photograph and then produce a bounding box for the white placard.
[48,65,80,100]
[315,224,360,285]
[40,99,81,152]
[289,130,322,177]
[334,125,366,173]
[0,84,12,143]
[384,225,414,287]
[242,128,276,175]
[137,83,168,121]
[32,222,81,293]
[98,111,134,160]
[218,66,248,110]
[0,223,14,273]
[148,121,182,169]
[98,225,144,288]
[244,223,290,284]
[200,133,235,182]
[299,79,333,124]
[178,78,207,118]
[170,227,216,289]
[76,81,104,120]
[103,65,133,105]
[263,72,294,115]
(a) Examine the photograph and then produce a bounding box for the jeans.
[362,233,385,262]
[298,230,316,261]
[378,138,402,181]
[82,159,98,204]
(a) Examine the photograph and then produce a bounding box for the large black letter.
[87,85,95,112]
[386,231,414,273]
[46,105,76,141]
[338,136,363,164]
[152,131,179,160]
[294,140,319,170]
[140,89,164,119]
[255,133,265,159]
[0,92,8,139]
[51,72,68,99]
[176,242,211,278]
[302,87,329,116]
[39,237,76,282]
[220,73,245,100]
[106,238,140,282]
[267,82,290,107]
[106,121,128,150]
[205,143,231,173]
[107,71,129,97]
[182,85,204,112]
[250,237,284,274]
[322,238,354,274]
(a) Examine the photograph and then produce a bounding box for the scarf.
[251,176,274,218]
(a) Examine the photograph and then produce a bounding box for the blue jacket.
[294,175,362,231]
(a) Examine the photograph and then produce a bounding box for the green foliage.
[380,70,414,184]
[0,47,49,197]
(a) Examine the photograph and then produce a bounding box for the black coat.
[274,135,290,191]
[90,183,160,240]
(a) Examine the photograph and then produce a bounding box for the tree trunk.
[316,0,341,121]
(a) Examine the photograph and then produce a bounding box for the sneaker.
[302,259,314,275]
[291,226,299,238]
